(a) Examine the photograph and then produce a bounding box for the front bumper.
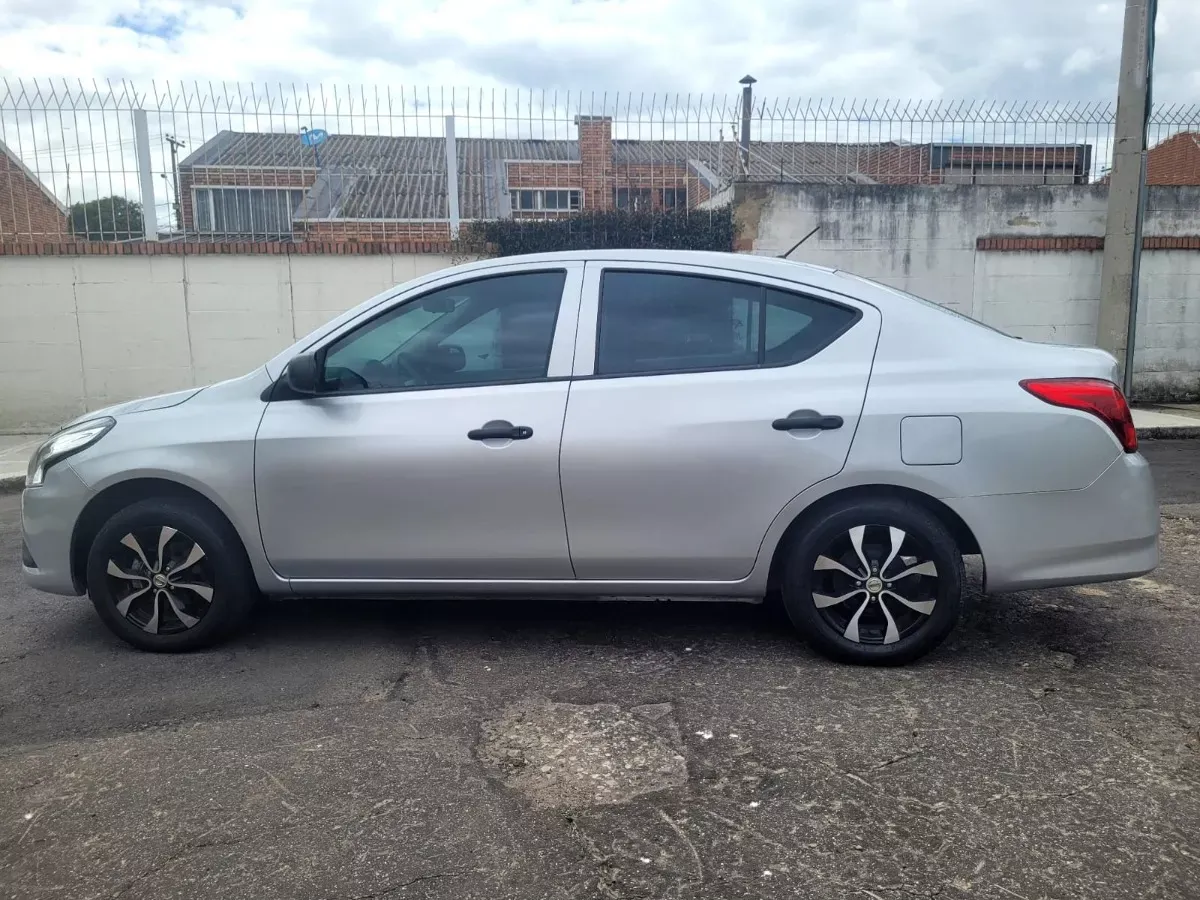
[21,462,92,596]
[946,451,1159,594]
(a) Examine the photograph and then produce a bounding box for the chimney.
[575,115,613,211]
[739,75,756,179]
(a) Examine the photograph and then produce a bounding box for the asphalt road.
[1,442,1198,900]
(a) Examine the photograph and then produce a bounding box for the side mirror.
[285,352,321,394]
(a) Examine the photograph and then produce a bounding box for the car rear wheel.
[781,498,964,665]
[85,497,256,652]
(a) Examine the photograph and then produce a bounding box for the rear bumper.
[946,451,1158,594]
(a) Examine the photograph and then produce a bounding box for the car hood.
[57,387,205,432]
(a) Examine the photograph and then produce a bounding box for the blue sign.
[300,128,328,147]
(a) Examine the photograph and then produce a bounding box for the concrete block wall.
[6,182,1200,431]
[0,252,455,432]
[739,183,1200,399]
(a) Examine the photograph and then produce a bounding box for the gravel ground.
[0,442,1197,900]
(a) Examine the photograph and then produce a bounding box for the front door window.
[322,270,567,392]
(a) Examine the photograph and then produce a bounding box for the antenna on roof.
[300,126,328,168]
[778,225,820,259]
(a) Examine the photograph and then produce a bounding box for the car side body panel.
[62,369,284,594]
[21,250,1158,605]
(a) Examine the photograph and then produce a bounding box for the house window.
[509,189,581,212]
[940,162,1078,186]
[194,187,305,235]
[614,188,652,211]
[661,188,688,209]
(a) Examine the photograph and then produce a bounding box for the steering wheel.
[389,352,424,385]
[332,366,370,391]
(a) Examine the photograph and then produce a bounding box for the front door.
[559,264,881,582]
[255,265,581,581]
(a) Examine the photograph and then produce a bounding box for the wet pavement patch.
[477,700,688,808]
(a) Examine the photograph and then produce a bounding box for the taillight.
[1020,378,1138,453]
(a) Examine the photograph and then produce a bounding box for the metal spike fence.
[1,79,1199,243]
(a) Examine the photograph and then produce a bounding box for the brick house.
[1144,131,1200,185]
[176,119,1093,242]
[0,138,69,242]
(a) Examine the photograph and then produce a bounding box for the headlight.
[26,418,115,488]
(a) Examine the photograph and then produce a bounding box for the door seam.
[557,263,588,579]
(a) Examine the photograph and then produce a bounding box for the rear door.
[559,262,881,582]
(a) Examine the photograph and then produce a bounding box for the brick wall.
[506,161,581,188]
[0,151,69,241]
[611,163,712,208]
[854,145,938,185]
[977,235,1200,252]
[853,144,1090,186]
[297,220,452,242]
[1145,132,1200,186]
[507,157,712,211]
[0,239,460,256]
[577,116,614,211]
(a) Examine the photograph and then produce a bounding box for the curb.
[0,474,24,495]
[1138,426,1200,440]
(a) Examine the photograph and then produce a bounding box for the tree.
[70,196,145,241]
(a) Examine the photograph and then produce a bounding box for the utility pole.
[1098,0,1157,396]
[159,174,174,235]
[165,134,185,231]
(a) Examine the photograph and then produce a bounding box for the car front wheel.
[85,497,256,652]
[781,497,964,665]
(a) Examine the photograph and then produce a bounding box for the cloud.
[2,0,1198,231]
[113,15,182,40]
[0,0,1196,102]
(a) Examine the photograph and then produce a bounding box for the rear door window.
[596,270,860,377]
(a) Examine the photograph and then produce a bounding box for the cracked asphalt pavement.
[1,441,1198,899]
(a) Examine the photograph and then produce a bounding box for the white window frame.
[193,186,306,234]
[661,187,688,209]
[508,188,582,213]
[614,187,653,211]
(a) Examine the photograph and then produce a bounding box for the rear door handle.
[468,420,533,441]
[772,410,843,431]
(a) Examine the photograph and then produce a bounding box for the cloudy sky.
[1,0,1198,103]
[2,0,1196,229]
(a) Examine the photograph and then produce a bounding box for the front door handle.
[468,420,533,441]
[772,410,844,431]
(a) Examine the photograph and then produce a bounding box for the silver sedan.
[20,250,1158,664]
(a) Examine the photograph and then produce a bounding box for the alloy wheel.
[105,525,214,635]
[811,524,939,645]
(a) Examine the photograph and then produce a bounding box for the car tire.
[781,497,964,665]
[85,497,256,652]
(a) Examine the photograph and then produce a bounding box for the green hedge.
[467,207,736,257]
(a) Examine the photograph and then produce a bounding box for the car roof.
[457,249,839,281]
